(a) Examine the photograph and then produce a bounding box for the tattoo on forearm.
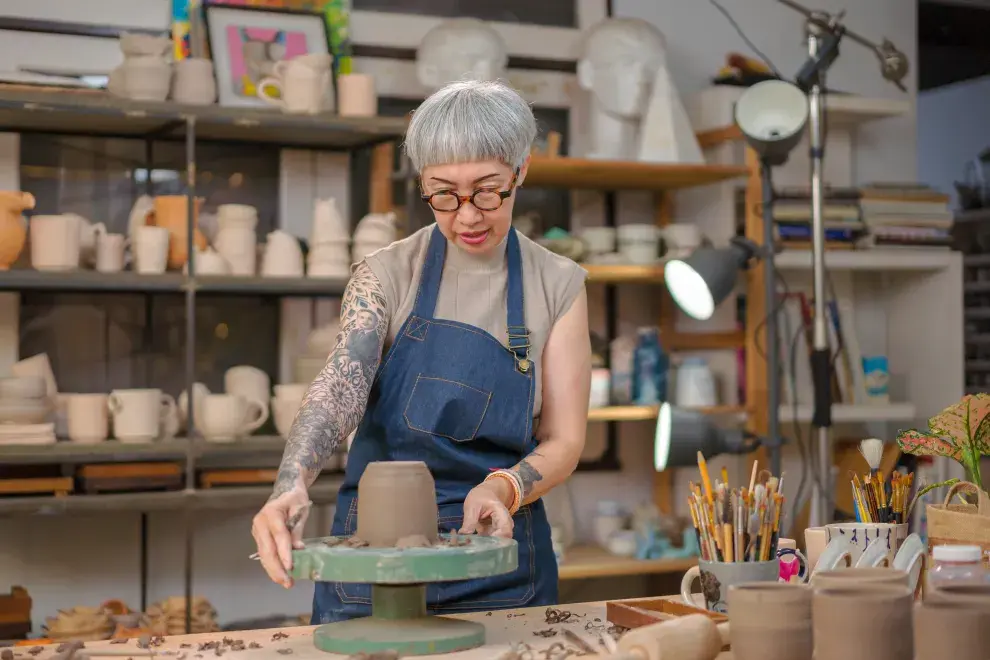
[271,263,388,499]
[513,455,545,499]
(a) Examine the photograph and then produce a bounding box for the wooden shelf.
[775,250,956,272]
[587,404,746,423]
[778,402,917,424]
[557,545,697,580]
[583,263,666,283]
[525,156,747,191]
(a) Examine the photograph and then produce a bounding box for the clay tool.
[562,629,598,655]
[697,451,714,504]
[249,500,313,560]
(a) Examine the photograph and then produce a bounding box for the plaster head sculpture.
[416,18,509,90]
[577,17,666,119]
[405,80,535,254]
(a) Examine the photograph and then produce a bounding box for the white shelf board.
[775,250,955,272]
[687,86,911,133]
[778,402,917,424]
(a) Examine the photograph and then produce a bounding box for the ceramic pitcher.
[0,191,35,269]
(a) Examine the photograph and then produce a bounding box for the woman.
[252,79,591,622]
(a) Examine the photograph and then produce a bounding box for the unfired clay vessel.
[812,585,913,660]
[914,600,990,660]
[153,195,207,270]
[728,583,811,660]
[0,191,35,269]
[811,567,909,589]
[925,582,990,608]
[356,461,438,547]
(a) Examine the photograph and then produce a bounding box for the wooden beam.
[369,142,394,215]
[696,125,742,150]
[744,147,769,468]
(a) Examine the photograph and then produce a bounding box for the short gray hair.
[404,80,537,172]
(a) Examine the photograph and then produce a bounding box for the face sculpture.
[416,18,509,89]
[420,159,528,255]
[577,18,667,119]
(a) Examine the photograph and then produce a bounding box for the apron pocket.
[404,375,492,443]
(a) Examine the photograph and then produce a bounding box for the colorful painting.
[224,26,311,98]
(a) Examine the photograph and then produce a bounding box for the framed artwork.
[203,3,331,107]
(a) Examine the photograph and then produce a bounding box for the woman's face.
[420,158,529,254]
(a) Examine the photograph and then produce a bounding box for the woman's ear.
[517,154,532,187]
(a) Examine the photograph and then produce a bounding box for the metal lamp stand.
[779,0,909,525]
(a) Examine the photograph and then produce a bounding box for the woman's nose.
[456,199,483,225]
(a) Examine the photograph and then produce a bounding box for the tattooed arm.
[252,262,388,587]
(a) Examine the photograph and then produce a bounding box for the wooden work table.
[24,600,734,660]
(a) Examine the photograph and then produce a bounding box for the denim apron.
[311,226,558,624]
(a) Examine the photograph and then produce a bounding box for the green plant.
[897,393,990,490]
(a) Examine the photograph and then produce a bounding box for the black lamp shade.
[654,402,749,471]
[665,244,750,321]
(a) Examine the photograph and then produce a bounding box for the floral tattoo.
[271,263,388,499]
[512,454,544,499]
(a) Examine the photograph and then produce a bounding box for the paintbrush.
[249,500,313,560]
[697,451,714,504]
[859,438,884,476]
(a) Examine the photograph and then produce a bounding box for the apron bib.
[311,227,558,624]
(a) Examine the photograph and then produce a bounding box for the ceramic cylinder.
[811,567,909,589]
[337,73,377,117]
[914,600,990,659]
[925,583,990,608]
[812,585,913,660]
[356,461,438,547]
[728,583,812,660]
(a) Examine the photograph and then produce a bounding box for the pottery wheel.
[290,534,518,656]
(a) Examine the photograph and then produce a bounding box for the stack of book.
[736,186,866,249]
[856,183,953,249]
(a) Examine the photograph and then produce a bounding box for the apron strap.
[505,229,531,372]
[410,225,447,320]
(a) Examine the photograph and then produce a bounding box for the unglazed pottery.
[356,461,438,547]
[925,582,990,608]
[914,600,990,659]
[153,195,207,269]
[728,583,812,660]
[416,18,508,90]
[811,567,910,589]
[812,585,913,660]
[0,191,34,269]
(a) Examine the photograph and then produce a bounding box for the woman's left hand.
[460,480,514,538]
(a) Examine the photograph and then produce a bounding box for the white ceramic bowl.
[0,375,48,400]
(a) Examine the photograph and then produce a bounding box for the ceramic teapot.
[0,191,35,269]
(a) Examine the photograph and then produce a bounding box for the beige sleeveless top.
[363,224,587,419]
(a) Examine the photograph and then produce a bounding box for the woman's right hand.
[252,487,311,588]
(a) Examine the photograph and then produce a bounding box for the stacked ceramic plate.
[0,376,55,444]
[43,607,114,642]
[145,596,220,635]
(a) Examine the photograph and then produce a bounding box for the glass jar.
[928,545,987,589]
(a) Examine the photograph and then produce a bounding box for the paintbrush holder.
[680,559,782,614]
[355,460,439,548]
[812,585,914,660]
[727,583,812,660]
[914,600,990,659]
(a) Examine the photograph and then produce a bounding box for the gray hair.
[404,80,537,172]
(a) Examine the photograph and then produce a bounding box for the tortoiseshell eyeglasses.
[421,169,520,212]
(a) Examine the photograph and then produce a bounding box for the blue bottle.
[632,327,668,405]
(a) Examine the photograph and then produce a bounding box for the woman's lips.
[459,229,490,245]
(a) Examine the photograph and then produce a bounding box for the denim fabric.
[312,228,558,624]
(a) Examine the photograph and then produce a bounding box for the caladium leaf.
[926,393,990,445]
[896,428,962,461]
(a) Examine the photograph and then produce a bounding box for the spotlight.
[654,402,760,472]
[734,79,809,167]
[664,238,758,321]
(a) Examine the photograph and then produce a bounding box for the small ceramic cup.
[811,567,909,589]
[681,559,783,614]
[914,599,990,660]
[728,583,812,660]
[812,584,914,660]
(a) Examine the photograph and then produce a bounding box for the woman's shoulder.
[360,225,433,311]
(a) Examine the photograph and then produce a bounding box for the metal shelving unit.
[0,84,406,630]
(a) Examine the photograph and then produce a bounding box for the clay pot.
[925,583,990,609]
[152,195,207,270]
[811,567,909,589]
[812,585,913,660]
[727,583,812,660]
[356,461,438,547]
[0,191,35,269]
[914,600,990,660]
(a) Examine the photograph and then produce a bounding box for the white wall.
[918,75,990,207]
[1,0,919,631]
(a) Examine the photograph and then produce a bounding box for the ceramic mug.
[257,57,332,114]
[777,537,810,583]
[95,233,128,273]
[815,522,925,593]
[109,388,176,443]
[681,559,784,613]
